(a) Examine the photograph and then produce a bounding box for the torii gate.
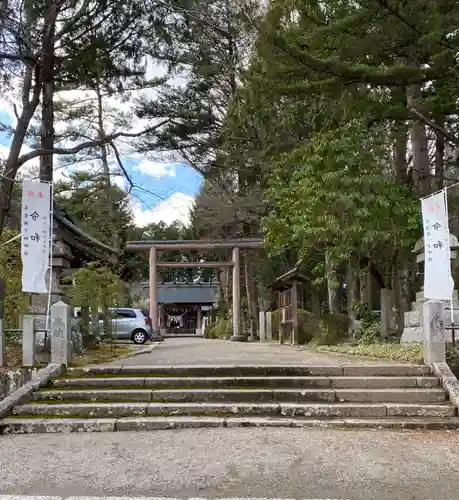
[125,238,264,341]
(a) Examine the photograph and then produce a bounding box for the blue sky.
[0,107,203,227]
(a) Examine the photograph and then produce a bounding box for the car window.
[116,309,137,319]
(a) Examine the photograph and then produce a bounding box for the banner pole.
[444,188,455,327]
[45,183,54,334]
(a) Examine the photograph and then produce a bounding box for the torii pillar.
[149,247,162,340]
[230,246,244,341]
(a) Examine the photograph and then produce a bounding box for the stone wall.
[0,367,38,400]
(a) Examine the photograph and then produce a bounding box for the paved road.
[1,427,459,499]
[106,338,398,366]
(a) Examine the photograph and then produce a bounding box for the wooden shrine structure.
[271,267,308,345]
[126,238,264,341]
[132,281,219,335]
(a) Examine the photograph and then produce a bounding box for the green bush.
[446,346,459,376]
[271,309,349,345]
[205,319,232,339]
[316,313,350,345]
[356,323,381,345]
[204,326,217,339]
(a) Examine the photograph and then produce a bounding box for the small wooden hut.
[271,267,308,344]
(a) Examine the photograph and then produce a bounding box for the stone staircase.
[1,364,458,433]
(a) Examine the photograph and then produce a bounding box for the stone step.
[32,387,447,403]
[66,364,431,378]
[51,375,440,390]
[13,402,456,418]
[2,415,459,434]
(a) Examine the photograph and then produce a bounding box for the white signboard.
[21,180,52,293]
[421,190,454,300]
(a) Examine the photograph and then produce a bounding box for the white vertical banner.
[21,180,52,293]
[421,190,454,300]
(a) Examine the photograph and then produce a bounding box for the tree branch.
[267,31,449,86]
[110,142,133,194]
[410,107,459,146]
[17,120,170,166]
[0,52,36,64]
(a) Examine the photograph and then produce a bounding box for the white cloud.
[133,192,195,227]
[135,160,176,178]
[0,144,9,159]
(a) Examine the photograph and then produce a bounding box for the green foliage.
[54,172,133,248]
[0,229,29,329]
[357,323,382,346]
[205,319,232,339]
[63,266,124,310]
[271,308,349,345]
[264,121,420,265]
[445,346,459,377]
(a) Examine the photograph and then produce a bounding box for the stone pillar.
[22,315,36,367]
[196,307,202,335]
[0,278,5,367]
[266,311,272,341]
[50,300,71,366]
[202,315,207,336]
[231,247,243,341]
[259,311,266,342]
[291,280,298,345]
[159,307,167,335]
[380,288,396,338]
[423,299,446,365]
[29,234,73,362]
[149,247,158,332]
[91,299,99,338]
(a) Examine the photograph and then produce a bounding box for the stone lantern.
[401,233,459,343]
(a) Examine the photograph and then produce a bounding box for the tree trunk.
[39,0,60,181]
[95,80,120,250]
[393,120,408,183]
[311,289,321,316]
[0,68,40,235]
[407,82,431,195]
[435,123,445,191]
[325,251,340,313]
[359,267,370,306]
[346,259,358,333]
[243,250,259,335]
[391,250,410,336]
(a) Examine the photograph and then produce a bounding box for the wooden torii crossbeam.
[126,238,264,341]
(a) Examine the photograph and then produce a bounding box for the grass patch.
[29,399,83,405]
[8,414,108,420]
[59,372,194,378]
[47,384,272,390]
[68,344,134,367]
[311,343,424,364]
[30,399,147,404]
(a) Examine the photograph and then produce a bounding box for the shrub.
[356,323,381,345]
[205,326,217,339]
[205,319,232,339]
[214,319,232,339]
[0,229,30,329]
[446,345,459,377]
[271,309,349,345]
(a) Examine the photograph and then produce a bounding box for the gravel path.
[1,428,459,499]
[106,337,403,366]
